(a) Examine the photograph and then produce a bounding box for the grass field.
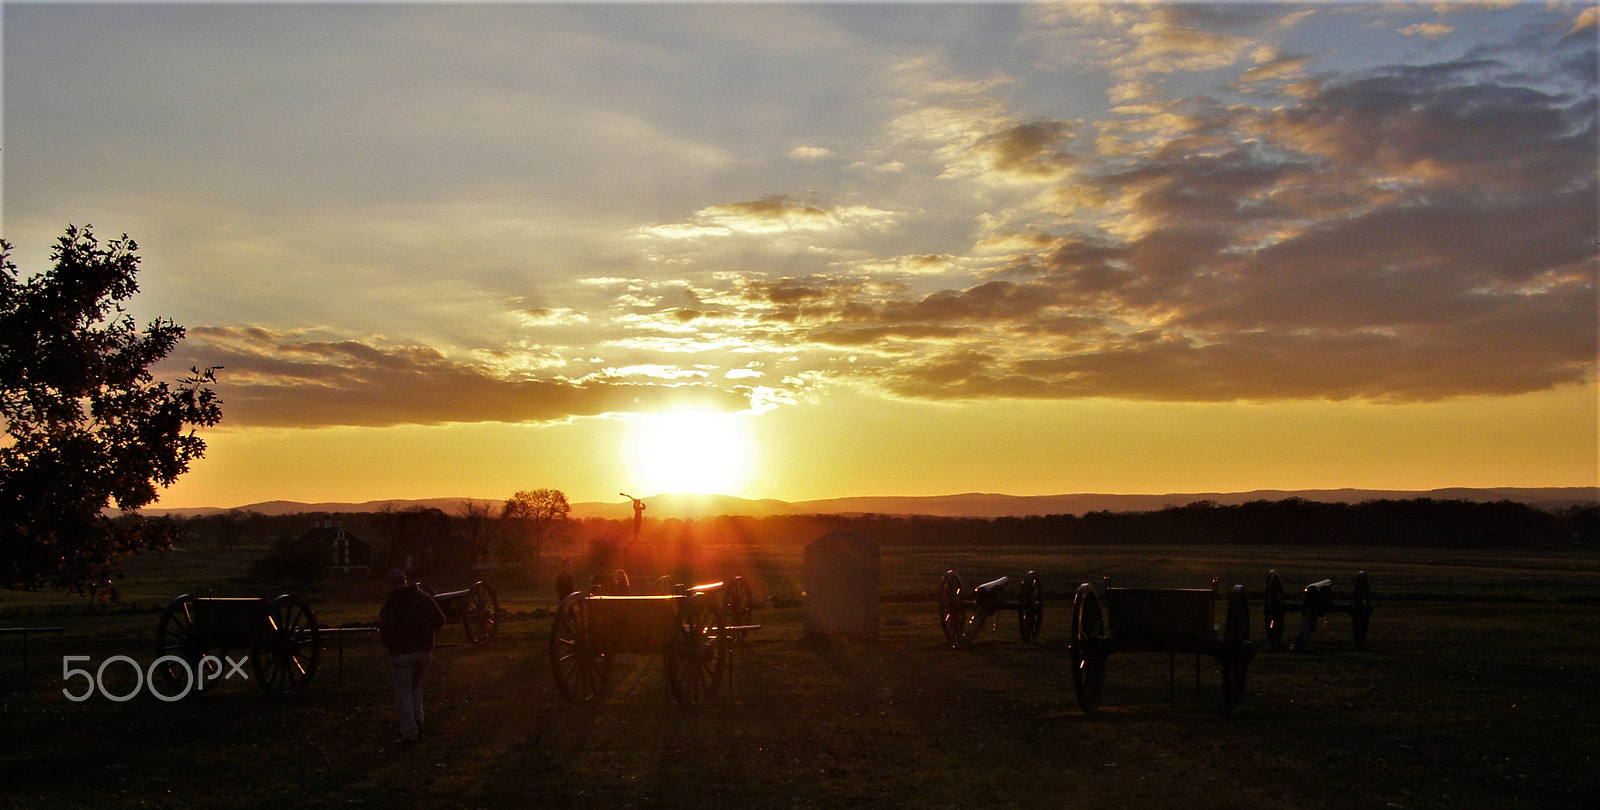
[2,543,1597,809]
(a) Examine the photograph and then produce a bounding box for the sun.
[624,409,755,496]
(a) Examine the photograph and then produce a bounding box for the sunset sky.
[4,2,1596,509]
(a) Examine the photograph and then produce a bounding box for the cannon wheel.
[1220,585,1251,715]
[252,594,320,695]
[461,582,499,646]
[1351,571,1372,648]
[938,571,968,647]
[666,591,729,709]
[550,594,611,704]
[1263,570,1286,650]
[155,594,216,696]
[1018,571,1044,644]
[1070,584,1106,713]
[725,576,754,641]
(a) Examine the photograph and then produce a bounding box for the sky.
[4,1,1596,509]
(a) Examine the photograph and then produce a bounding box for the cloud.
[1120,6,1255,76]
[127,5,1599,422]
[834,254,961,279]
[1262,61,1595,192]
[1237,51,1308,86]
[171,327,749,428]
[956,120,1082,182]
[517,307,589,327]
[700,197,833,232]
[1574,6,1598,35]
[1398,23,1453,40]
[1031,3,1255,85]
[719,35,1597,405]
[789,145,833,160]
[636,195,895,238]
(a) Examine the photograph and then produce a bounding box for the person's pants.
[390,651,432,741]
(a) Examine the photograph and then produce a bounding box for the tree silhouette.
[501,488,570,573]
[0,225,221,596]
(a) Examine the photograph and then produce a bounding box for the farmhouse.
[299,519,372,574]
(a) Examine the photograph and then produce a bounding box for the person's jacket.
[380,584,447,656]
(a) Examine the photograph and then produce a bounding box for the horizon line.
[145,484,1600,516]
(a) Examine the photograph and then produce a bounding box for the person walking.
[380,568,446,746]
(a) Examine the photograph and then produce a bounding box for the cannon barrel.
[939,570,1043,649]
[419,581,500,646]
[972,576,1011,611]
[1264,570,1372,651]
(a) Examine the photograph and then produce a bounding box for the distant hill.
[146,487,1596,519]
[146,497,502,518]
[783,487,1600,518]
[571,493,799,520]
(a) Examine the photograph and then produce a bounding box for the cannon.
[938,570,1043,649]
[418,581,500,645]
[654,573,753,634]
[1069,579,1254,715]
[1263,571,1372,651]
[155,593,320,695]
[549,577,759,709]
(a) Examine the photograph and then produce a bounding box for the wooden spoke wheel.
[725,576,754,641]
[155,594,212,696]
[1351,571,1372,648]
[938,571,969,648]
[1018,571,1044,645]
[462,582,499,646]
[1263,570,1286,650]
[666,591,729,709]
[1070,584,1106,713]
[550,594,611,704]
[252,594,320,695]
[1221,585,1251,715]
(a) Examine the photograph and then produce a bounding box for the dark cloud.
[969,120,1081,179]
[807,322,972,347]
[741,275,907,323]
[1268,61,1596,192]
[709,196,828,221]
[168,327,748,428]
[738,41,1597,405]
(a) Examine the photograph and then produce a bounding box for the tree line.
[183,497,1597,583]
[780,498,1599,549]
[621,498,1597,550]
[198,489,571,587]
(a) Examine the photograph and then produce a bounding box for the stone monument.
[802,530,880,640]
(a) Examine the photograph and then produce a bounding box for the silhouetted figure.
[622,493,646,541]
[380,569,446,746]
[554,558,575,602]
